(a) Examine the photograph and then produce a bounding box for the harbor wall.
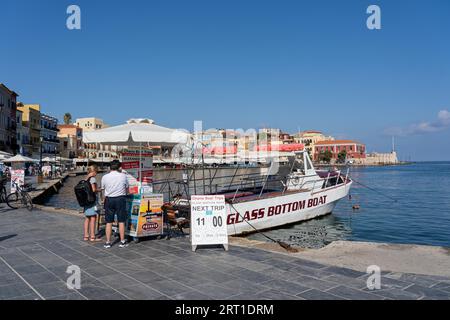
[357,152,399,165]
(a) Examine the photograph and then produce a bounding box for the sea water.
[248,162,450,248]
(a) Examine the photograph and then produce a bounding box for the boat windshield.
[292,157,305,174]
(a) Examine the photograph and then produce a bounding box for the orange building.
[314,140,366,161]
[58,124,83,158]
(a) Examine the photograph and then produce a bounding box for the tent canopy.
[42,156,56,163]
[4,155,38,163]
[83,119,191,146]
[0,151,13,161]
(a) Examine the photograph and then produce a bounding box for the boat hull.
[226,181,352,236]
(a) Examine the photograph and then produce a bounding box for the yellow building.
[17,104,41,157]
[294,130,335,158]
[75,117,109,132]
[75,117,118,161]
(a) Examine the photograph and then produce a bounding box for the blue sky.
[1,0,449,160]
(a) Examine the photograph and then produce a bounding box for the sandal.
[90,237,102,242]
[83,236,89,241]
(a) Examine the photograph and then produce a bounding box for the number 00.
[212,216,223,227]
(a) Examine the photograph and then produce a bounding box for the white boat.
[168,151,352,236]
[223,151,352,235]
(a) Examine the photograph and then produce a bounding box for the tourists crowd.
[77,160,130,249]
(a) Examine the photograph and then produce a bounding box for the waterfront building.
[75,117,109,131]
[17,104,41,158]
[199,129,239,153]
[279,132,295,144]
[258,128,281,145]
[40,113,59,157]
[363,152,399,165]
[76,117,118,161]
[314,140,366,163]
[15,109,30,155]
[0,83,19,154]
[294,130,335,158]
[58,124,83,159]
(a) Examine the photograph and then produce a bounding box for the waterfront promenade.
[1,208,450,300]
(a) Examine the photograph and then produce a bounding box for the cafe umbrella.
[83,118,191,184]
[4,155,39,163]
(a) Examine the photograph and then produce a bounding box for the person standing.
[83,165,102,242]
[101,160,129,248]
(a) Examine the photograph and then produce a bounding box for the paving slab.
[326,285,384,300]
[297,288,344,300]
[1,208,450,300]
[120,283,169,300]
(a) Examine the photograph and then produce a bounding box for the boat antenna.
[227,200,299,253]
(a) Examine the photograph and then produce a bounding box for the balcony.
[43,137,60,144]
[42,124,60,132]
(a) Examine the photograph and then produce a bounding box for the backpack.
[74,178,96,207]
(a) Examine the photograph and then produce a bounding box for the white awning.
[4,155,39,163]
[42,156,56,163]
[83,119,191,147]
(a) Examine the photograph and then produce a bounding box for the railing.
[152,165,280,200]
[152,166,352,202]
[42,125,59,131]
[43,137,60,143]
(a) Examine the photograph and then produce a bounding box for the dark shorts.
[104,196,127,223]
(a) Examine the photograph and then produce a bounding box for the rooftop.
[58,124,80,129]
[302,130,323,134]
[315,140,364,146]
[0,83,19,97]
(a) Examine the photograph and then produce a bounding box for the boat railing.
[154,166,284,199]
[154,166,351,201]
[286,170,350,195]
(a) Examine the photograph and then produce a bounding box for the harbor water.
[44,162,450,249]
[248,162,450,248]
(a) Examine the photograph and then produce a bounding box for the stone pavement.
[1,207,450,300]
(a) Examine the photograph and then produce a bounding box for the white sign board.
[11,169,25,193]
[120,149,154,194]
[190,195,228,251]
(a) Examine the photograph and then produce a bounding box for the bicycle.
[0,178,8,203]
[6,179,34,211]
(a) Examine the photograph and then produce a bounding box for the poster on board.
[125,194,164,238]
[120,149,153,194]
[10,169,25,193]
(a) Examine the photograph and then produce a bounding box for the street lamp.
[39,136,43,173]
[54,145,57,177]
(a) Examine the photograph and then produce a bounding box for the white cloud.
[384,109,450,136]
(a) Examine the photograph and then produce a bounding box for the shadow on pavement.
[0,234,17,242]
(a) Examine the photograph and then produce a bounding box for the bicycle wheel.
[22,192,34,211]
[6,192,21,209]
[0,189,6,203]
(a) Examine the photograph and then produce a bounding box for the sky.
[1,0,449,161]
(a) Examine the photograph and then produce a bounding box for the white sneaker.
[118,240,128,248]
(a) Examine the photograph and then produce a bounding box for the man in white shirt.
[101,160,129,248]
